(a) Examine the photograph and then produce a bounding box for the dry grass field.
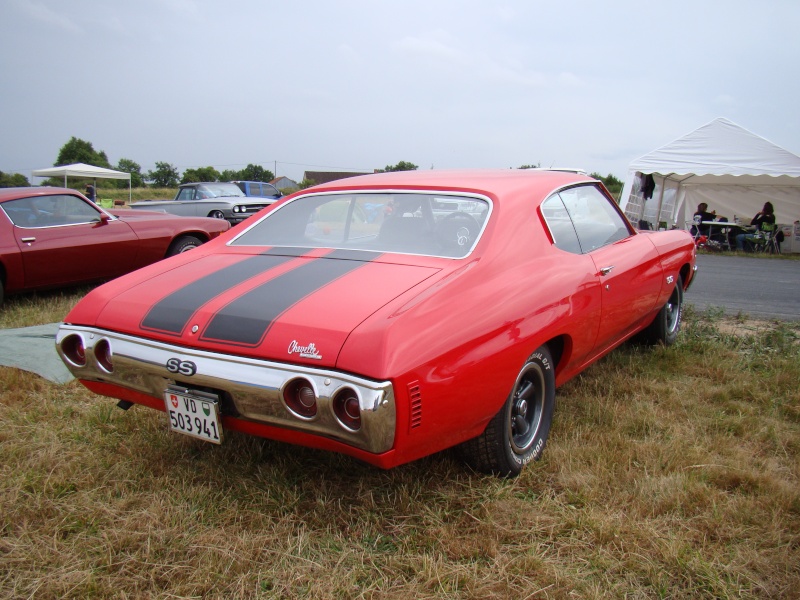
[1,288,798,599]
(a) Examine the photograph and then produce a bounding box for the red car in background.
[56,170,696,477]
[0,187,230,305]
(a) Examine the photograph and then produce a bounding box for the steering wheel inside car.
[435,212,480,254]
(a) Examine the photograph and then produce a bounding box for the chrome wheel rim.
[665,285,682,334]
[509,363,545,453]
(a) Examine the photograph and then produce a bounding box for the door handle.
[599,265,615,275]
[21,237,36,243]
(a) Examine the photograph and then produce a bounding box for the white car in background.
[131,182,271,224]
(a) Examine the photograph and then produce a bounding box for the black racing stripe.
[141,253,297,334]
[201,250,381,346]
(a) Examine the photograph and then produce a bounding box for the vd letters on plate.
[164,388,223,444]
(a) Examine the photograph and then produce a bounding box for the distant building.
[302,171,371,186]
[270,176,299,191]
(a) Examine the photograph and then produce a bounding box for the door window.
[2,194,103,228]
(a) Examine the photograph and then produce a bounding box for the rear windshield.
[231,192,491,258]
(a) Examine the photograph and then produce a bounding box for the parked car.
[232,180,283,201]
[0,187,230,305]
[56,170,697,477]
[130,182,271,224]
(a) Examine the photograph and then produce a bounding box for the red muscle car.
[0,187,230,305]
[56,170,696,477]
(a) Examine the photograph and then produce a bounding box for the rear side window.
[542,184,631,254]
[261,183,279,197]
[541,195,582,254]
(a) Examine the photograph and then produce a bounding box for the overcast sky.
[2,0,799,184]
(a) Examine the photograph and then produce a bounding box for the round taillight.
[61,334,86,367]
[94,339,113,372]
[283,379,317,418]
[333,388,361,431]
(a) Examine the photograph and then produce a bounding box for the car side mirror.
[93,213,110,227]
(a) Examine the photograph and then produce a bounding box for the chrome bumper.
[56,325,396,454]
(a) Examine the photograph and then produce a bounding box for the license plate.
[164,388,223,444]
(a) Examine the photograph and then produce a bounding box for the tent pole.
[655,176,666,226]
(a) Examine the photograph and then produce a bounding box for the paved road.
[685,254,800,320]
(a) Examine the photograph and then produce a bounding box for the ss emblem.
[166,358,197,377]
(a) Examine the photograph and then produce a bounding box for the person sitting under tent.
[736,202,777,251]
[690,202,717,237]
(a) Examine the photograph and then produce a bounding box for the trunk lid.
[88,249,440,368]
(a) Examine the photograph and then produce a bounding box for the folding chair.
[709,222,732,251]
[689,215,703,240]
[756,222,781,254]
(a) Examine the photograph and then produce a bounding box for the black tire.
[641,276,683,346]
[460,346,555,477]
[0,278,4,307]
[166,235,203,257]
[208,210,226,220]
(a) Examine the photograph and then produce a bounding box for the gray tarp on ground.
[0,323,73,383]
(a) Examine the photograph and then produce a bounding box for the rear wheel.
[460,346,555,477]
[641,276,683,346]
[166,235,203,257]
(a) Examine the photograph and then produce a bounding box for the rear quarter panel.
[0,211,25,292]
[114,210,228,267]
[336,205,604,465]
[639,229,697,299]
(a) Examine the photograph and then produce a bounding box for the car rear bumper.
[55,325,396,454]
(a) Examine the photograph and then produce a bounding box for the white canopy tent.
[619,118,800,232]
[31,162,131,203]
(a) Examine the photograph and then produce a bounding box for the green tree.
[219,169,239,182]
[518,163,541,169]
[56,136,110,168]
[116,158,144,188]
[238,163,274,182]
[219,164,275,182]
[181,166,220,184]
[590,172,624,199]
[146,162,180,187]
[298,178,317,190]
[0,171,30,187]
[380,161,418,172]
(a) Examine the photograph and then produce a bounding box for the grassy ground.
[1,292,798,598]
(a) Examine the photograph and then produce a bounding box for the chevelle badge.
[288,340,322,360]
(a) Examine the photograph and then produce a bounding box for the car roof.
[180,182,240,187]
[304,169,597,201]
[0,187,83,202]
